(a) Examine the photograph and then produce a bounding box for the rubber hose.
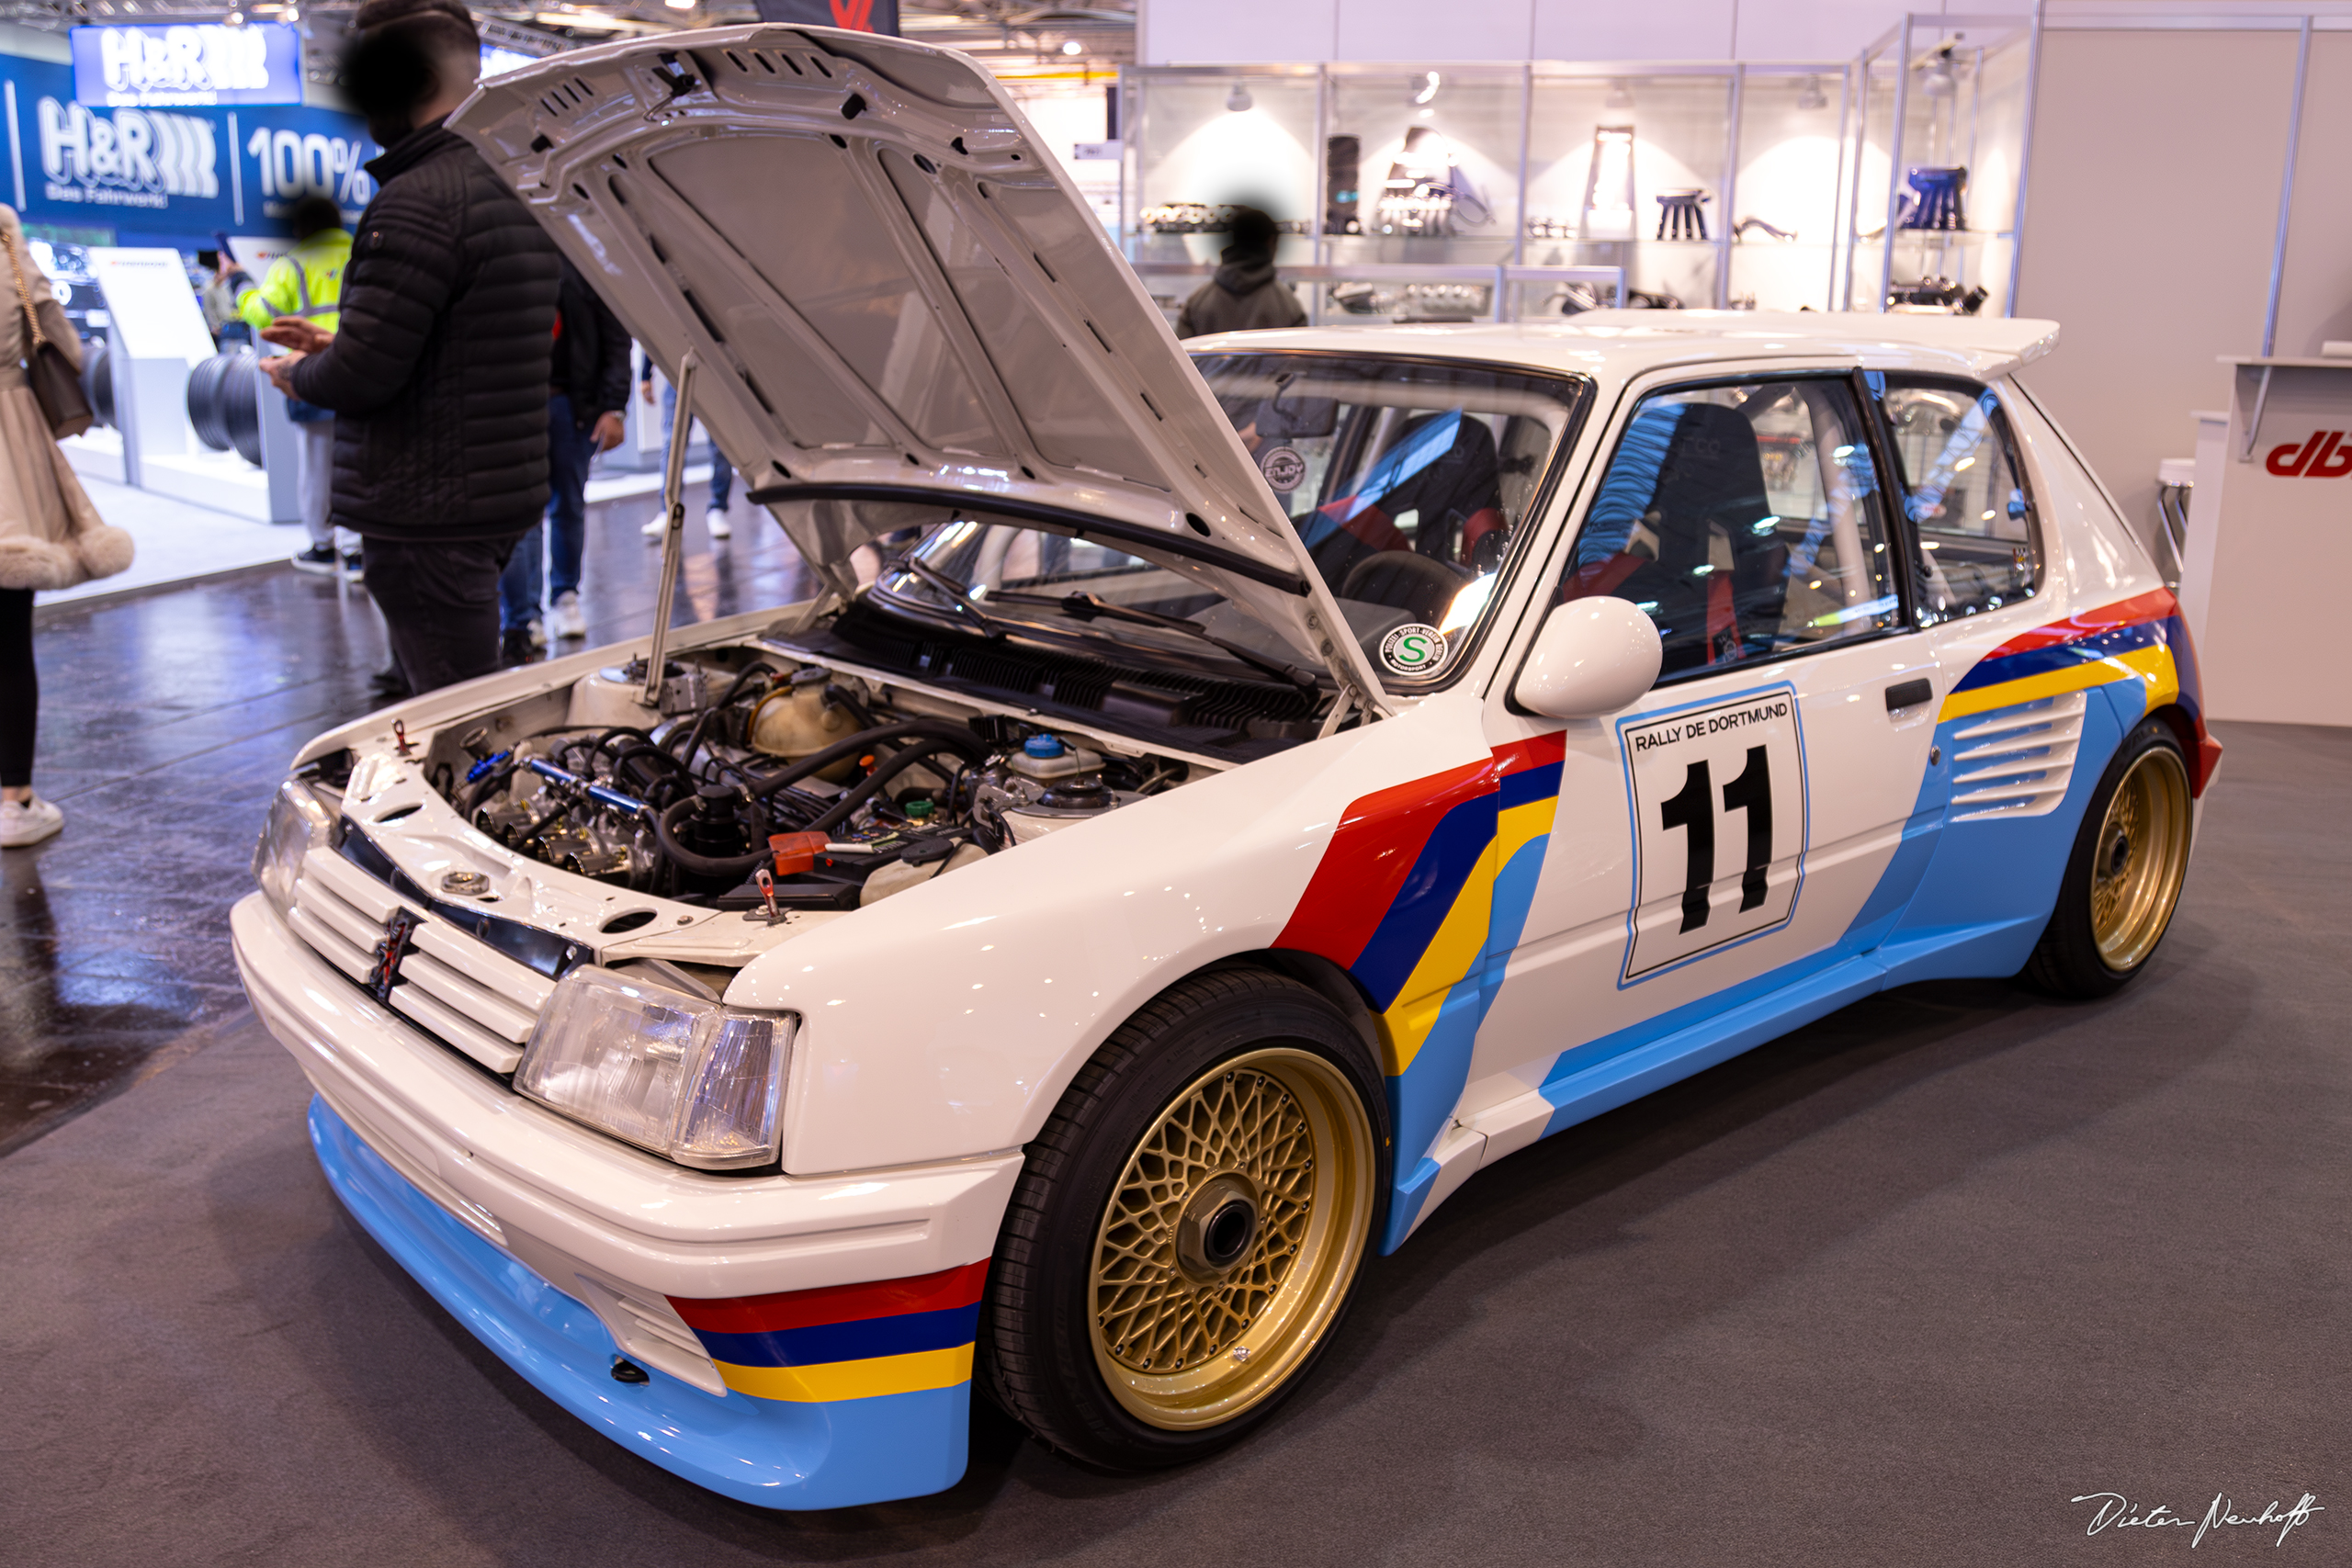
[670,666,776,761]
[824,683,881,730]
[745,719,985,800]
[654,738,974,880]
[802,740,966,835]
[653,795,771,879]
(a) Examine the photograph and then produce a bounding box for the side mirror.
[1512,598,1663,719]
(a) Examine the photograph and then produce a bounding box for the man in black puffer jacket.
[260,0,558,694]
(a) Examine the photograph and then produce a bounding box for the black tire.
[2023,716,2194,998]
[979,966,1390,1472]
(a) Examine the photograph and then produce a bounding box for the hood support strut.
[641,353,698,707]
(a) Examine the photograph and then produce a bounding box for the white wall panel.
[1139,0,1337,65]
[2014,28,2300,556]
[1334,0,1534,62]
[1531,0,1736,62]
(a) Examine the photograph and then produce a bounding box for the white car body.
[232,24,2219,1510]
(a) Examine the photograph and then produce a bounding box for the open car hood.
[451,27,1386,708]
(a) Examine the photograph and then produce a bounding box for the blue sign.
[71,24,305,108]
[2,51,378,250]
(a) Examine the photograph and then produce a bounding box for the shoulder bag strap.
[0,226,46,355]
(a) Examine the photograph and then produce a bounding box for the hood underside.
[450,28,1385,705]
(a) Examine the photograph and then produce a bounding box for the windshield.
[857,353,1587,699]
[1189,352,1588,683]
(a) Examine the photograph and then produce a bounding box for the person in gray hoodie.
[1175,207,1306,339]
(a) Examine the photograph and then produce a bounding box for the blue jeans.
[501,393,597,629]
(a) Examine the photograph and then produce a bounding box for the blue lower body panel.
[308,1097,970,1509]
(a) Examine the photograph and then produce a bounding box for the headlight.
[515,965,794,1171]
[254,778,334,913]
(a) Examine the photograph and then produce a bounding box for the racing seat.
[1306,411,1504,604]
[1558,401,1783,676]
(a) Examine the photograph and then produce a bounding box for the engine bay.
[408,643,1199,915]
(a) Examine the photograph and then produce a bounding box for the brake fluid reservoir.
[1007,733,1102,781]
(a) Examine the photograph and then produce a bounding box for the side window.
[1876,378,2041,624]
[1557,377,1901,680]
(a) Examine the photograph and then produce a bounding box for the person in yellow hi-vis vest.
[231,196,354,578]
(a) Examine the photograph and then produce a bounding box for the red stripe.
[668,1259,989,1335]
[1493,730,1566,773]
[1273,755,1493,969]
[1983,589,2178,662]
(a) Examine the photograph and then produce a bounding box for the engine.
[428,654,1183,912]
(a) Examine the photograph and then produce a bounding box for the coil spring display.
[186,349,263,467]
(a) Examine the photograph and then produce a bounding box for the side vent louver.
[1948,690,2088,821]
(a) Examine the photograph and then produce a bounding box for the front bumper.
[232,892,1023,1508]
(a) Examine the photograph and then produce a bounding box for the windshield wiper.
[991,590,1319,689]
[893,555,1007,639]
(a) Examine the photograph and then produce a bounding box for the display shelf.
[1839,14,2036,314]
[1121,51,2041,320]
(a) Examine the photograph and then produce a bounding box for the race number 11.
[1618,686,1808,982]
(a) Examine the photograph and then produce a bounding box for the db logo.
[2266,431,2352,478]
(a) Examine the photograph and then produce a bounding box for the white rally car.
[232,27,2221,1509]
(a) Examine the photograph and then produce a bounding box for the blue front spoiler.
[307,1095,972,1509]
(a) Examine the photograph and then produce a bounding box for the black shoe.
[370,665,412,702]
[499,626,537,667]
[340,553,365,582]
[291,544,339,575]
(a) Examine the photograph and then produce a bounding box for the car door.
[1464,367,1946,1124]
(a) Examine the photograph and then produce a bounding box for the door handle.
[1885,678,1933,713]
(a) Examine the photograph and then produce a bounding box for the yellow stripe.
[2129,644,2179,716]
[1375,796,1561,1077]
[715,1345,973,1403]
[1939,646,2181,724]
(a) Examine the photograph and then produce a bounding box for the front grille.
[286,844,555,1076]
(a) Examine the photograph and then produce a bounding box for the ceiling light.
[1411,71,1440,106]
[1605,78,1634,109]
[1225,81,1252,113]
[1919,45,1957,97]
[226,7,244,21]
[1797,74,1827,110]
[1060,39,1082,55]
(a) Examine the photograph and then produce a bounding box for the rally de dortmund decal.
[1617,685,1809,982]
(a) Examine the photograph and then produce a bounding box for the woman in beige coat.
[0,204,133,847]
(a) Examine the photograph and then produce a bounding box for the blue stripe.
[1348,794,1498,1012]
[693,1303,980,1370]
[1951,620,2164,692]
[1498,761,1563,810]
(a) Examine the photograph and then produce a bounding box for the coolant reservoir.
[748,675,859,780]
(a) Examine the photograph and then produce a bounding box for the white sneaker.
[706,507,732,539]
[548,591,587,640]
[0,795,63,848]
[526,619,548,650]
[641,515,666,540]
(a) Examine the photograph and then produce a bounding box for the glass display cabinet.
[1524,66,1735,311]
[1840,15,2037,316]
[1118,33,2033,323]
[1125,65,1322,271]
[1726,66,1852,312]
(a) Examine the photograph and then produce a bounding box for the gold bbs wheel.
[1088,1047,1374,1430]
[2087,743,2192,973]
[2027,719,2196,999]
